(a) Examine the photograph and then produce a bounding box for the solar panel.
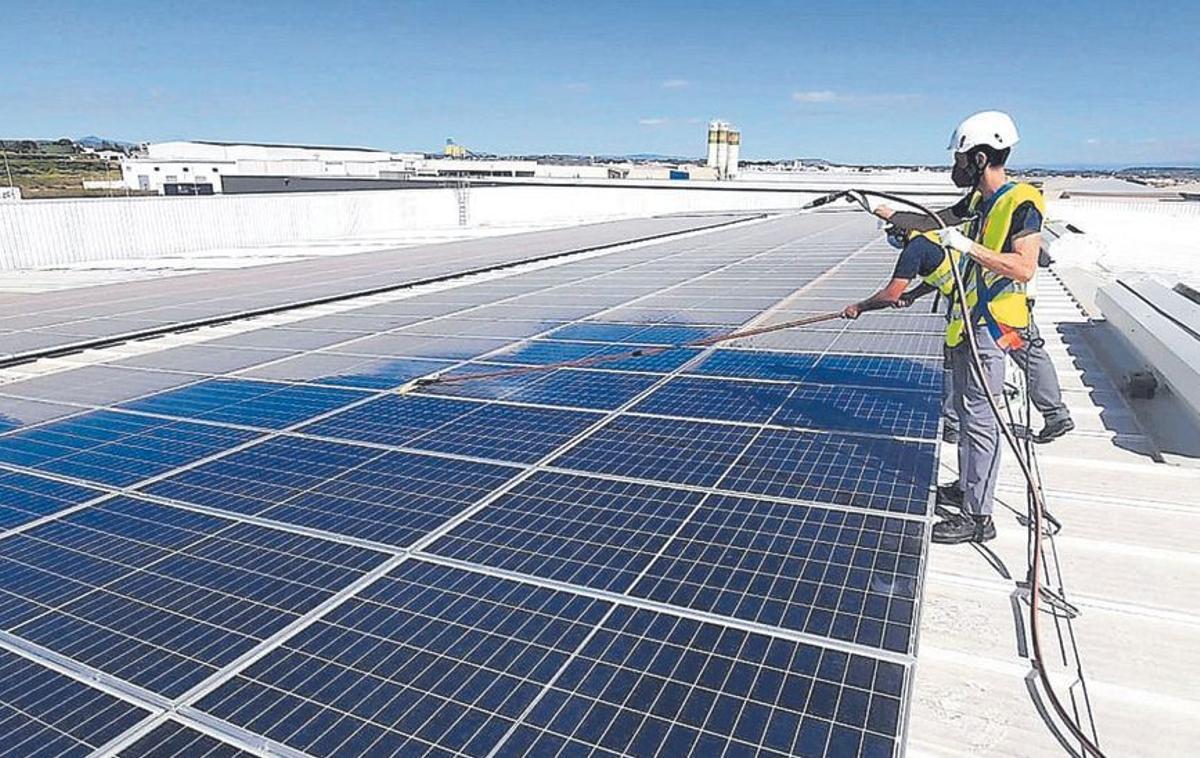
[721,429,935,515]
[118,720,255,757]
[0,214,936,756]
[0,411,258,486]
[772,384,940,439]
[630,494,925,654]
[427,471,705,592]
[0,648,149,756]
[631,376,795,424]
[549,415,760,488]
[503,604,906,757]
[146,438,523,547]
[120,379,367,429]
[486,339,702,373]
[688,349,820,382]
[0,470,104,531]
[423,367,658,410]
[193,560,612,756]
[0,497,389,697]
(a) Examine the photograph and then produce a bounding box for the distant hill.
[77,135,136,149]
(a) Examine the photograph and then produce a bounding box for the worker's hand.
[935,227,974,254]
[874,204,895,220]
[894,295,913,309]
[841,303,861,320]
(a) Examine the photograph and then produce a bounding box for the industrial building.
[117,132,731,196]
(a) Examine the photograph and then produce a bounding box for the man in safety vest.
[848,111,1046,543]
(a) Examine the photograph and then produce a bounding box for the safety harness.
[945,181,1046,351]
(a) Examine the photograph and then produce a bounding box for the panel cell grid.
[194,561,611,757]
[0,410,259,487]
[550,415,760,489]
[0,470,104,532]
[631,376,794,424]
[0,648,149,758]
[118,721,256,757]
[805,354,943,392]
[723,429,935,515]
[428,471,705,593]
[502,604,906,757]
[688,350,820,382]
[120,379,366,429]
[773,384,941,439]
[146,437,523,547]
[632,494,924,653]
[0,497,389,697]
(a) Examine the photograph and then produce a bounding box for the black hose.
[825,189,1106,758]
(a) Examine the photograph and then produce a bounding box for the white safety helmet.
[948,110,1020,154]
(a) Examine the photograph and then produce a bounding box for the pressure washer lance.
[402,310,845,391]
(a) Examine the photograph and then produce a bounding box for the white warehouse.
[121,141,425,195]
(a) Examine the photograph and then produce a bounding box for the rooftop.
[0,203,1195,756]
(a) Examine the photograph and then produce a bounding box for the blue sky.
[4,1,1198,166]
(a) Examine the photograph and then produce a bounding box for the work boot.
[942,425,960,444]
[932,513,996,544]
[1034,417,1075,444]
[936,482,964,509]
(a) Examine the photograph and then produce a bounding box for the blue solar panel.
[0,647,149,757]
[548,322,724,346]
[0,470,104,531]
[0,497,389,697]
[428,471,705,592]
[487,340,701,373]
[120,379,366,429]
[631,376,794,424]
[147,438,523,547]
[688,349,819,382]
[722,429,936,515]
[404,403,601,464]
[550,415,759,488]
[194,561,610,756]
[0,410,258,487]
[773,384,941,439]
[118,721,254,757]
[503,604,906,757]
[143,436,381,515]
[805,354,942,392]
[423,366,657,410]
[298,395,482,447]
[631,494,924,654]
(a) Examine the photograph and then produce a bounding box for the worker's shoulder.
[1008,181,1046,210]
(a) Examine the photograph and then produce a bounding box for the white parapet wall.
[1096,277,1200,420]
[0,180,961,270]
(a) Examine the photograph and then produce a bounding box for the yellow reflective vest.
[944,182,1046,348]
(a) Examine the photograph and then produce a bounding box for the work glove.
[935,227,974,254]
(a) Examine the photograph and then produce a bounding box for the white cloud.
[791,90,920,106]
[563,82,590,92]
[662,79,690,89]
[792,90,839,103]
[1084,137,1101,145]
[638,117,669,126]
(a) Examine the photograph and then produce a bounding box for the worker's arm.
[898,281,936,306]
[966,231,1040,283]
[842,277,912,319]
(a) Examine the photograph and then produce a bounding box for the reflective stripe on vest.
[945,182,1045,348]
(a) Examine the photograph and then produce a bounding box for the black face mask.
[952,151,985,188]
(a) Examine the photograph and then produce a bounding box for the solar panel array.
[0,212,943,757]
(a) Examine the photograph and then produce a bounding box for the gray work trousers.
[949,326,1006,517]
[942,313,1070,431]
